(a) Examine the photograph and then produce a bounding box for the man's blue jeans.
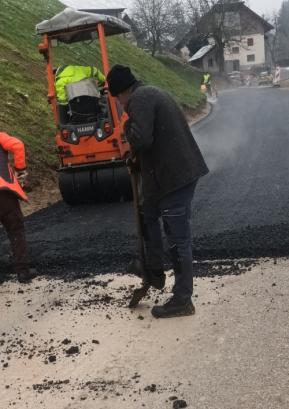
[142,181,198,301]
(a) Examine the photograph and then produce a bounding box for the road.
[193,87,289,234]
[1,87,289,409]
[1,87,289,278]
[192,87,289,258]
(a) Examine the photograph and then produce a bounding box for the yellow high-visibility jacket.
[55,65,106,104]
[203,73,211,85]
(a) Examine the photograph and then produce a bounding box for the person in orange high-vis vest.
[0,132,34,283]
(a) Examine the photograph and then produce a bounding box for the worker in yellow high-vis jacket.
[202,72,212,96]
[55,65,106,105]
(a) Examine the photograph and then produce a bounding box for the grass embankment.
[0,0,204,176]
[156,54,203,92]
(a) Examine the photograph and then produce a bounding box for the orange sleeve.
[0,132,27,170]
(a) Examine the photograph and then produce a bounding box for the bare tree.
[132,0,184,56]
[264,12,278,67]
[169,1,191,48]
[276,0,289,63]
[261,1,289,67]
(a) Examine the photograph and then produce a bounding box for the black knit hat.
[107,65,137,96]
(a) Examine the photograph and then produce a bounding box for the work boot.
[151,297,195,319]
[17,268,37,284]
[126,259,166,290]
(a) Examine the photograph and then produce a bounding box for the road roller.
[36,8,132,205]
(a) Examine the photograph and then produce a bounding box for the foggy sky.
[61,0,284,16]
[249,0,283,15]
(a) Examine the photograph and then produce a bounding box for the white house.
[223,3,273,72]
[225,35,268,72]
[185,2,273,73]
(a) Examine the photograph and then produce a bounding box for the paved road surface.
[1,87,289,277]
[193,87,289,235]
[1,88,289,409]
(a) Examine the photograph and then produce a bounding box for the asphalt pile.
[193,223,289,259]
[0,200,282,282]
[2,88,289,279]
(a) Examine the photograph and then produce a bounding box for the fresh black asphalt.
[1,88,289,278]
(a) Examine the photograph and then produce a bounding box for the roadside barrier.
[273,66,281,86]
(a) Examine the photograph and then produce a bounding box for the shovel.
[128,169,150,308]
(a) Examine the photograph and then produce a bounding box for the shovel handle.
[128,170,151,307]
[130,171,146,274]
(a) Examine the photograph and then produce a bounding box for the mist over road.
[1,87,289,277]
[191,87,289,258]
[193,87,289,235]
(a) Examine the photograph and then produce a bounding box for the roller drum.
[59,165,132,205]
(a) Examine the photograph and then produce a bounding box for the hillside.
[156,54,203,89]
[0,0,204,177]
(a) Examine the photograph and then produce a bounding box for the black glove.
[126,157,140,174]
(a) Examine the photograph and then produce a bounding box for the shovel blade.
[129,283,150,308]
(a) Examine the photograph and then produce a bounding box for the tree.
[264,12,278,67]
[132,0,188,56]
[265,1,289,66]
[276,0,289,64]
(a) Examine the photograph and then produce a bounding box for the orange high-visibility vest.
[0,132,28,201]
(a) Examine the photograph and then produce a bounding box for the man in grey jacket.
[107,65,209,318]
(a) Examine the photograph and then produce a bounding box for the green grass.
[0,0,204,175]
[156,54,204,89]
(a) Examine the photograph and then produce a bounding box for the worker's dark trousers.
[142,181,198,301]
[0,191,29,275]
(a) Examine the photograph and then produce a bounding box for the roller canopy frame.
[36,7,131,43]
[36,8,132,205]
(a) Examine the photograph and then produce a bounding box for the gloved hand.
[15,170,28,187]
[126,156,139,174]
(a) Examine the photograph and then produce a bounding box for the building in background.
[223,2,273,72]
[189,42,219,73]
[59,1,146,49]
[59,0,126,18]
[178,2,273,73]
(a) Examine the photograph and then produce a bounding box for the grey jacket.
[125,84,209,203]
